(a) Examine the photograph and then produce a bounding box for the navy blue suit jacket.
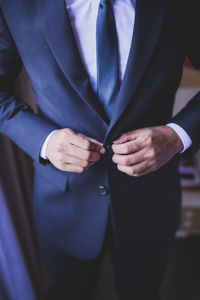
[0,0,200,259]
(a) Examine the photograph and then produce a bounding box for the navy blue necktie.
[96,0,120,120]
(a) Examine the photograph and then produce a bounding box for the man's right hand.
[46,128,106,173]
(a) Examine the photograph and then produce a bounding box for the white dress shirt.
[40,0,192,159]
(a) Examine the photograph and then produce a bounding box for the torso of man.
[0,0,199,262]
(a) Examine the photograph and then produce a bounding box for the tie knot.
[100,0,109,4]
[99,0,111,9]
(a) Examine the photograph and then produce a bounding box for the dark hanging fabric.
[0,68,50,300]
[0,185,37,300]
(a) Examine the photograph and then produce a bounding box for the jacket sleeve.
[0,7,58,163]
[169,2,200,157]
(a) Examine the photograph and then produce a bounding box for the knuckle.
[130,168,135,176]
[132,167,138,175]
[149,148,156,158]
[64,128,74,135]
[78,167,86,173]
[133,173,140,177]
[152,165,158,172]
[114,155,119,163]
[132,166,142,176]
[85,151,92,161]
[126,145,131,153]
[117,164,121,171]
[83,140,91,150]
[57,153,64,162]
[82,160,89,168]
[57,139,65,148]
[112,155,116,162]
[76,167,82,173]
[150,156,156,164]
[149,135,153,145]
[124,157,130,165]
[78,168,84,173]
[143,152,150,160]
[57,146,64,153]
[62,130,67,137]
[123,144,130,154]
[60,131,67,141]
[133,143,139,152]
[148,135,153,145]
[58,162,65,171]
[115,155,120,163]
[145,161,150,169]
[123,133,129,140]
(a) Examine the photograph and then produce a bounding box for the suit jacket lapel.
[39,0,167,133]
[39,0,108,124]
[107,0,168,135]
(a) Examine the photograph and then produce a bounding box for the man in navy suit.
[0,0,200,299]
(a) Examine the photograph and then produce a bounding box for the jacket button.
[105,144,113,154]
[98,185,109,196]
[106,144,111,151]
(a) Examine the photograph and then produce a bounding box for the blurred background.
[0,63,200,300]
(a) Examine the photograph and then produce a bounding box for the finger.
[59,153,95,168]
[112,148,147,166]
[86,137,106,154]
[113,131,139,145]
[59,143,101,162]
[117,160,154,177]
[132,167,154,177]
[83,136,104,147]
[78,132,104,146]
[58,163,88,173]
[64,129,104,153]
[112,139,144,155]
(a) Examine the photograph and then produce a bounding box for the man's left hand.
[112,126,183,177]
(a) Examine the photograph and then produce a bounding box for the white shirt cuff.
[40,130,58,160]
[166,123,192,153]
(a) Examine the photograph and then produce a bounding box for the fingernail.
[100,148,106,154]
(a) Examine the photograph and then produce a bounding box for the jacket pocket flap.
[34,161,70,192]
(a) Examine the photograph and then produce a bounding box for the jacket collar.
[39,0,167,133]
[39,0,109,124]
